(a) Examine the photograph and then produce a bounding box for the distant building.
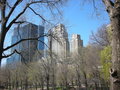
[7,23,44,64]
[71,34,83,55]
[49,24,69,59]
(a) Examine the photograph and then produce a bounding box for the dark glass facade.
[7,23,44,64]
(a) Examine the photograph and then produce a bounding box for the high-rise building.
[7,23,44,64]
[49,24,69,59]
[71,34,83,55]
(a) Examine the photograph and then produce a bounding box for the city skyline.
[6,23,83,65]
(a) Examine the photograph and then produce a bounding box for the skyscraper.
[49,24,69,59]
[71,34,83,55]
[7,23,44,64]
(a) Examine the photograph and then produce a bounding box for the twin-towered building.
[7,23,83,64]
[71,34,83,55]
[49,24,83,59]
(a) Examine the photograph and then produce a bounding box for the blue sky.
[10,0,110,46]
[62,0,110,46]
[15,0,110,46]
[5,0,110,46]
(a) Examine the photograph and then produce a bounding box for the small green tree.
[100,46,111,81]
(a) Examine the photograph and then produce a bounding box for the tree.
[84,45,102,89]
[100,46,111,84]
[85,0,120,89]
[90,24,110,47]
[89,24,113,89]
[0,0,66,66]
[100,1,120,89]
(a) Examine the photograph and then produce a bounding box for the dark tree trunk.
[110,11,120,90]
[78,77,81,90]
[52,72,56,90]
[46,75,49,90]
[25,78,28,90]
[102,0,120,90]
[83,71,88,90]
[76,72,81,90]
[0,1,7,66]
[40,77,44,90]
[20,81,23,90]
[35,83,37,90]
[94,82,97,90]
[41,82,44,90]
[109,1,120,90]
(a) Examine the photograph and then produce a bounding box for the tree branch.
[6,0,23,23]
[91,31,106,46]
[102,0,114,13]
[28,0,61,5]
[6,4,28,32]
[2,49,20,58]
[28,6,47,23]
[1,0,7,19]
[6,0,57,32]
[6,1,12,8]
[2,49,26,65]
[3,34,49,51]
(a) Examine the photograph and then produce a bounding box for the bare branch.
[28,6,47,23]
[14,49,26,63]
[91,31,106,46]
[28,0,61,5]
[52,3,62,16]
[6,0,59,32]
[47,2,62,18]
[6,1,12,8]
[6,4,28,32]
[2,49,20,58]
[3,34,49,51]
[92,0,98,11]
[38,39,50,50]
[2,49,26,65]
[6,0,23,22]
[2,50,16,58]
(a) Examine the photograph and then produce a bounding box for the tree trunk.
[40,77,44,90]
[35,83,37,90]
[25,78,28,90]
[52,72,56,90]
[46,75,49,90]
[110,15,120,90]
[20,81,23,90]
[102,0,120,90]
[110,1,120,90]
[0,0,7,67]
[76,72,81,90]
[83,71,88,90]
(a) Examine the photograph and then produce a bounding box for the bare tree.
[0,0,67,66]
[84,45,102,89]
[90,24,110,47]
